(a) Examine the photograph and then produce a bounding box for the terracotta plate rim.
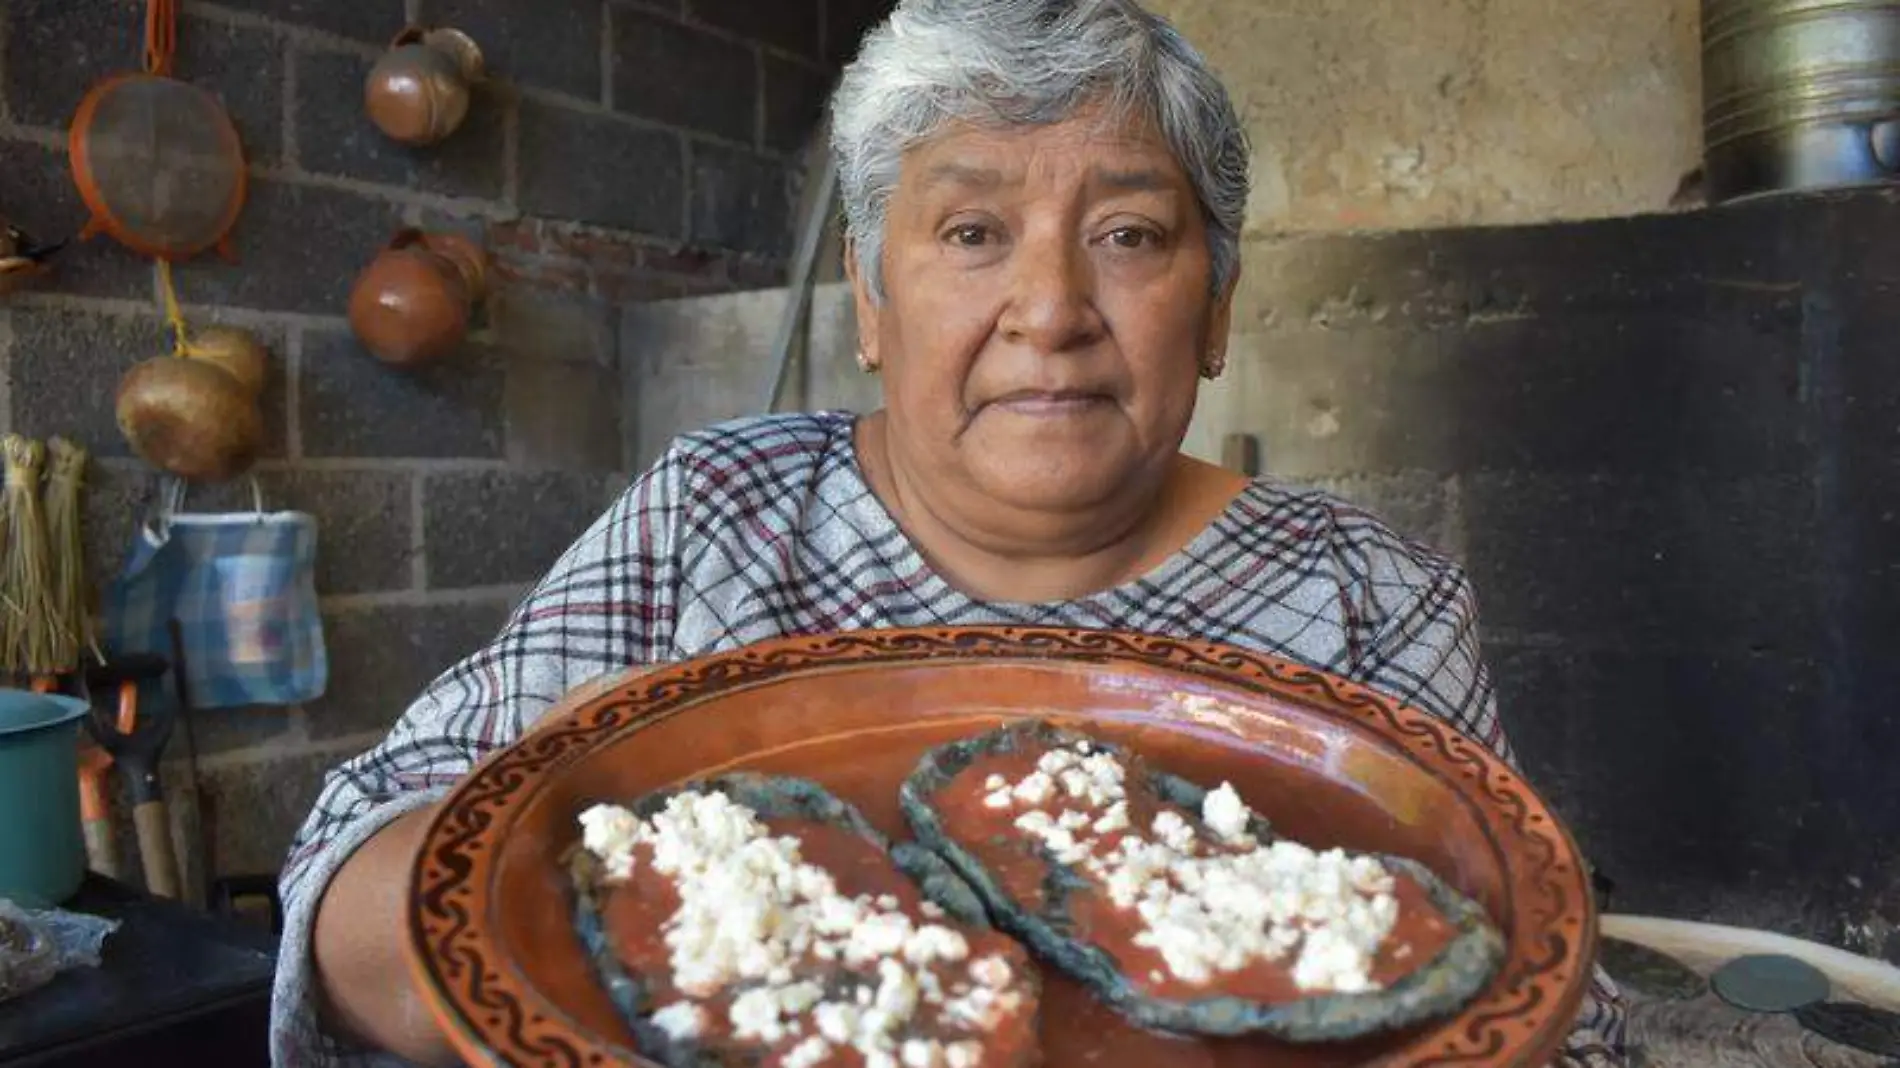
[402,625,1597,1068]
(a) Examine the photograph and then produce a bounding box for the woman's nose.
[998,228,1105,355]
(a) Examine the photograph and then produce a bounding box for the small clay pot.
[347,228,489,368]
[364,26,485,146]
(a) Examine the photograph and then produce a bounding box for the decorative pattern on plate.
[405,626,1595,1068]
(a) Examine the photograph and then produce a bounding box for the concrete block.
[507,359,624,471]
[621,288,790,467]
[173,180,402,315]
[4,0,138,129]
[431,0,604,101]
[490,286,616,367]
[177,11,287,167]
[193,748,339,877]
[690,143,793,257]
[1461,473,1820,652]
[80,461,157,591]
[762,53,831,154]
[423,469,612,588]
[205,0,403,43]
[182,705,306,758]
[689,0,821,59]
[611,7,758,144]
[265,469,416,596]
[308,598,519,740]
[0,140,155,300]
[519,98,685,236]
[300,329,506,459]
[295,47,507,200]
[825,0,893,65]
[9,308,168,460]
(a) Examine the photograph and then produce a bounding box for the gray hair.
[829,0,1251,303]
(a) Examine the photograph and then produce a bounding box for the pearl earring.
[1200,350,1226,380]
[855,349,879,374]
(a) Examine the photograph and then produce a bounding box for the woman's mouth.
[988,390,1112,417]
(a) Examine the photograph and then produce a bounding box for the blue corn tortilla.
[897,719,1508,1043]
[567,772,1025,1067]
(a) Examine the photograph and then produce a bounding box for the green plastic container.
[0,689,90,908]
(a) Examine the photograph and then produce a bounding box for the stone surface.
[688,0,821,59]
[295,47,508,200]
[611,6,758,144]
[507,359,624,471]
[257,469,417,596]
[201,0,403,42]
[622,287,789,467]
[762,54,831,154]
[518,98,685,235]
[194,747,341,877]
[690,143,793,255]
[176,11,288,168]
[1144,0,1701,234]
[431,0,605,101]
[6,307,166,459]
[307,598,520,739]
[3,0,140,129]
[173,180,403,315]
[422,470,613,588]
[489,286,617,367]
[299,330,507,459]
[0,139,156,300]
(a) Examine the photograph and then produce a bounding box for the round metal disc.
[1794,1000,1900,1058]
[1710,953,1831,1013]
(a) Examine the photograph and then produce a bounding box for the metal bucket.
[1702,0,1900,202]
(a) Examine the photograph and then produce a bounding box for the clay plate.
[404,627,1597,1067]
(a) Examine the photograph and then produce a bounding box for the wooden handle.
[82,818,123,881]
[133,801,181,899]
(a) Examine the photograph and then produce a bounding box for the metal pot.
[0,690,90,908]
[1702,0,1900,203]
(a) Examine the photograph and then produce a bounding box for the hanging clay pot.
[364,26,486,146]
[347,228,489,369]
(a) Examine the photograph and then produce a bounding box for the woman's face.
[852,108,1234,518]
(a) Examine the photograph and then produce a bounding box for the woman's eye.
[946,224,991,247]
[1106,227,1158,249]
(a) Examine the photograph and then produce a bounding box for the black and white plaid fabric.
[271,411,1627,1067]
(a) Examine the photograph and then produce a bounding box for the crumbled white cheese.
[649,1001,703,1042]
[1201,782,1254,845]
[784,1036,832,1068]
[579,789,1025,1064]
[983,774,1008,791]
[945,1042,983,1068]
[976,742,1401,994]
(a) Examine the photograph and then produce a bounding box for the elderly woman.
[275,1,1626,1065]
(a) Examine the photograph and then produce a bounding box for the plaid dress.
[270,410,1627,1066]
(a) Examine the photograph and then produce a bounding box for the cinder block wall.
[0,0,887,881]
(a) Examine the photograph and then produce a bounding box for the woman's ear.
[843,238,882,372]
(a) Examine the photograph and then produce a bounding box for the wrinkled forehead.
[895,106,1191,203]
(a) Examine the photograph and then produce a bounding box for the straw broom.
[0,435,59,678]
[43,437,98,674]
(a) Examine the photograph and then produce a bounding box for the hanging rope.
[144,0,178,77]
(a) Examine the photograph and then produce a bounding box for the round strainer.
[67,0,247,261]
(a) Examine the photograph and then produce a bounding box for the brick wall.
[1187,187,1900,959]
[0,0,887,886]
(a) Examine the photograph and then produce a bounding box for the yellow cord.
[156,257,199,357]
